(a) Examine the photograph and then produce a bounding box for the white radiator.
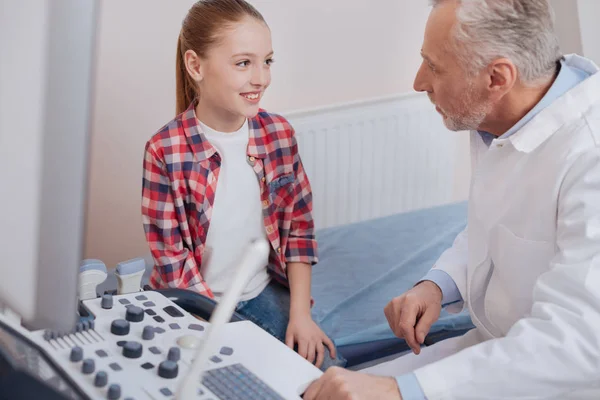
[286,92,460,230]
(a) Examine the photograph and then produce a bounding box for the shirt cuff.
[396,373,427,400]
[420,269,462,306]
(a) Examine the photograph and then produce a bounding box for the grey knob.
[69,346,83,362]
[107,383,121,400]
[110,319,130,336]
[142,326,155,340]
[158,360,178,379]
[167,347,180,362]
[122,341,143,359]
[81,358,95,375]
[101,294,113,309]
[94,371,108,387]
[125,306,144,323]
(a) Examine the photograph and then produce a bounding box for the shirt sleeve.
[142,142,214,297]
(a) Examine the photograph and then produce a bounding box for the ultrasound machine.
[0,2,321,399]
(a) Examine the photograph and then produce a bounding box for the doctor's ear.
[184,49,204,83]
[486,58,517,98]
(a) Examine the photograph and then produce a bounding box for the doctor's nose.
[413,62,432,93]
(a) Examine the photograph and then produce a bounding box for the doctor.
[304,0,600,399]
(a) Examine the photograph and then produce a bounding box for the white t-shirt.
[198,120,271,301]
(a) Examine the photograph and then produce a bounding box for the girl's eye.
[265,58,275,66]
[236,60,250,67]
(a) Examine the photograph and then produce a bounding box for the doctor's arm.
[411,148,600,399]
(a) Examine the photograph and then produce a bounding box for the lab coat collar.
[481,54,600,153]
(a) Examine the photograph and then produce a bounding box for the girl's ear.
[184,49,203,83]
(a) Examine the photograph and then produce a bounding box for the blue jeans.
[235,280,347,371]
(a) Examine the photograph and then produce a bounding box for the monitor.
[0,0,99,332]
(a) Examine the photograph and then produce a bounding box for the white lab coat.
[365,55,600,399]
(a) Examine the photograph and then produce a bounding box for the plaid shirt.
[142,103,318,297]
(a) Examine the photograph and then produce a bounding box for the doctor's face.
[413,0,493,132]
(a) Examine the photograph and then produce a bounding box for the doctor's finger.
[398,306,420,353]
[415,304,440,344]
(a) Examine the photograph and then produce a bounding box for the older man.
[304,0,600,399]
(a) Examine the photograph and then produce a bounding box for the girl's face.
[187,17,274,131]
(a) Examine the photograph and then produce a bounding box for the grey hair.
[430,0,562,85]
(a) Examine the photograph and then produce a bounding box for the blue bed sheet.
[310,202,474,348]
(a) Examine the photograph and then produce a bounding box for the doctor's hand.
[384,280,442,355]
[303,367,402,400]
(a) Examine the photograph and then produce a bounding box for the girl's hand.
[286,314,336,369]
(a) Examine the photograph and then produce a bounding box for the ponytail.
[175,33,196,116]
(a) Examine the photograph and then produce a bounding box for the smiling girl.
[141,0,344,370]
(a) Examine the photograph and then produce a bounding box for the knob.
[110,319,130,336]
[122,341,143,359]
[167,347,180,362]
[94,371,108,387]
[69,346,83,362]
[101,294,113,309]
[125,306,144,322]
[81,358,95,375]
[158,360,178,379]
[142,326,155,340]
[107,384,121,400]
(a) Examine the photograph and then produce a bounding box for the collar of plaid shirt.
[180,101,269,162]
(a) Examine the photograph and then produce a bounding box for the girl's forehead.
[214,18,272,56]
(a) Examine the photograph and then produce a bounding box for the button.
[158,361,178,379]
[143,301,155,307]
[135,295,148,301]
[116,341,127,347]
[266,226,274,234]
[126,306,144,323]
[154,327,166,334]
[262,200,269,207]
[210,356,222,364]
[261,177,266,182]
[142,326,155,340]
[107,384,121,400]
[119,299,130,305]
[111,319,130,336]
[101,294,113,309]
[277,247,281,254]
[160,387,173,396]
[122,341,143,359]
[95,349,108,358]
[145,309,156,316]
[109,362,122,371]
[248,156,256,163]
[220,346,234,356]
[177,335,200,349]
[163,306,184,318]
[94,371,108,387]
[141,362,154,370]
[149,346,162,355]
[169,323,181,330]
[69,346,83,362]
[188,324,204,332]
[167,347,180,362]
[81,359,95,374]
[153,316,165,323]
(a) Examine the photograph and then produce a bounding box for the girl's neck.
[195,99,246,133]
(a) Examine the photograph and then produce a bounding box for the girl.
[141,0,345,370]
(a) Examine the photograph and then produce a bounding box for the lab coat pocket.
[485,224,554,335]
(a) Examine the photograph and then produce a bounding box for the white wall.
[85,0,432,267]
[576,0,600,65]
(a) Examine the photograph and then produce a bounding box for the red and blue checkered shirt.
[142,103,318,298]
